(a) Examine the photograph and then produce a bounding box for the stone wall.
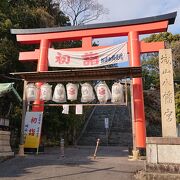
[146,137,180,164]
[0,131,14,162]
[140,137,180,179]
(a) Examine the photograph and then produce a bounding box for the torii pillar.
[32,39,50,112]
[11,12,177,152]
[128,31,146,148]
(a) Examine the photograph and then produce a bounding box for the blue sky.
[91,0,180,45]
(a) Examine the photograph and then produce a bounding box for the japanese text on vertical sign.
[159,49,176,137]
[24,112,43,148]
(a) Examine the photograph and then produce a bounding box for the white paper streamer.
[62,105,69,114]
[76,104,83,114]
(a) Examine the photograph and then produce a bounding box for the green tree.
[175,85,180,123]
[0,0,73,147]
[142,32,180,123]
[143,32,180,81]
[0,0,70,74]
[142,54,159,89]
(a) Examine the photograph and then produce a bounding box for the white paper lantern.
[66,83,79,101]
[26,83,37,101]
[111,82,124,103]
[81,83,95,103]
[40,83,52,101]
[52,84,66,103]
[95,81,111,103]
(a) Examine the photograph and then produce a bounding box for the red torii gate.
[11,12,177,149]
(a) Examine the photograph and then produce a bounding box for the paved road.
[0,146,144,180]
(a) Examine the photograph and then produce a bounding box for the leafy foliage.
[142,54,159,89]
[143,32,180,81]
[142,32,180,123]
[0,0,81,147]
[0,0,98,147]
[143,32,180,43]
[175,84,180,123]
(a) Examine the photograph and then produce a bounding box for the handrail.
[108,107,117,140]
[75,106,97,145]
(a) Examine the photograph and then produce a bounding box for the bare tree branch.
[59,0,108,26]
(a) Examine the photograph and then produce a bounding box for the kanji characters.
[55,52,70,64]
[82,52,99,66]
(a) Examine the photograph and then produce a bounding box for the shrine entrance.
[10,12,177,155]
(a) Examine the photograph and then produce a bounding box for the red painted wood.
[128,31,146,148]
[18,42,164,61]
[32,39,50,112]
[139,41,164,53]
[16,21,168,43]
[19,49,39,61]
[14,16,169,150]
[82,37,92,50]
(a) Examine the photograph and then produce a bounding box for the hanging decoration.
[81,83,95,103]
[66,83,79,101]
[62,104,69,114]
[24,112,43,148]
[76,104,83,114]
[111,82,124,103]
[26,83,37,101]
[48,42,128,68]
[95,81,111,104]
[52,84,66,103]
[25,81,127,105]
[40,83,52,101]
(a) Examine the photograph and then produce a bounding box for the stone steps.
[78,105,132,146]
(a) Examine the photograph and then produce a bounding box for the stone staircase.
[77,105,132,146]
[108,106,133,146]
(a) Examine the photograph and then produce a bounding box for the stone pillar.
[0,131,14,161]
[159,49,177,137]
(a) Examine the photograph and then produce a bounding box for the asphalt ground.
[0,146,144,180]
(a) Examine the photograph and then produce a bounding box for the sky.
[91,0,180,45]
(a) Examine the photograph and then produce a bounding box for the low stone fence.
[135,137,180,179]
[0,131,14,162]
[146,137,180,164]
[140,137,180,179]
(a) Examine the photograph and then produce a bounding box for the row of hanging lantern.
[25,81,125,104]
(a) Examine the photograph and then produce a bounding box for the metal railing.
[107,107,117,142]
[75,106,97,145]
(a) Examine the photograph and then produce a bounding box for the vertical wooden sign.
[159,49,177,137]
